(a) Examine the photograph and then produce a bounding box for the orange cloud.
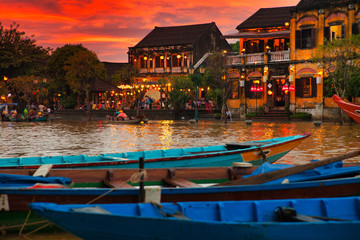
[1,0,300,62]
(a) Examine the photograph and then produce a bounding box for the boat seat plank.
[162,178,202,188]
[102,179,135,188]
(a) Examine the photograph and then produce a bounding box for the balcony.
[268,50,290,62]
[227,50,290,66]
[138,67,188,74]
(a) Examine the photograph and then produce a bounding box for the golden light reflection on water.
[0,120,359,164]
[0,120,360,239]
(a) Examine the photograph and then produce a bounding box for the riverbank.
[50,108,353,124]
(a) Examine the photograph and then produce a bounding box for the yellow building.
[225,0,360,121]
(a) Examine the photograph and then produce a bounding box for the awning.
[224,30,290,39]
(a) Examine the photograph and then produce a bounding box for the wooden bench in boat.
[162,168,202,188]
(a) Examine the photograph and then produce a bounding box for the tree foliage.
[6,75,47,107]
[203,52,231,120]
[230,41,240,53]
[313,35,360,100]
[64,49,106,118]
[0,22,50,78]
[111,64,138,86]
[159,75,193,119]
[46,44,88,96]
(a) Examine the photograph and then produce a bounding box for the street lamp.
[188,66,205,123]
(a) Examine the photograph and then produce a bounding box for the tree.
[46,44,88,100]
[64,49,106,120]
[313,35,360,100]
[230,41,240,53]
[111,64,138,86]
[203,52,231,121]
[6,75,46,109]
[158,75,193,119]
[0,22,50,79]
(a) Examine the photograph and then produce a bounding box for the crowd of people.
[186,99,214,114]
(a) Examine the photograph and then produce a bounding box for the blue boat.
[3,175,360,233]
[0,173,70,188]
[30,196,360,240]
[0,134,310,169]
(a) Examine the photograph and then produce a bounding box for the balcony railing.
[245,53,264,64]
[138,67,188,74]
[268,50,290,62]
[226,51,290,66]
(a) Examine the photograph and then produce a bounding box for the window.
[229,79,239,99]
[172,54,181,67]
[295,28,316,49]
[324,24,345,41]
[244,40,264,53]
[140,57,147,68]
[183,54,188,67]
[155,56,164,68]
[268,38,289,51]
[295,77,317,98]
[302,78,312,97]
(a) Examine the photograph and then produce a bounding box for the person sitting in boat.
[117,110,128,120]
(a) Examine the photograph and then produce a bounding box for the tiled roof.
[296,0,354,11]
[236,7,296,30]
[134,23,216,48]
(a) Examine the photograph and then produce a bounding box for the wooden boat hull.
[30,196,360,240]
[2,176,360,211]
[106,115,144,124]
[2,176,360,234]
[332,94,360,124]
[0,134,310,169]
[0,166,256,187]
[29,115,49,122]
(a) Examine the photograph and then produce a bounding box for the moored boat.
[29,196,360,240]
[0,133,310,169]
[106,114,144,124]
[2,152,360,234]
[332,94,360,124]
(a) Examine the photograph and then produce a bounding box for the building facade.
[128,22,230,84]
[225,0,360,120]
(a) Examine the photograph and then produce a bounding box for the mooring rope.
[10,169,148,238]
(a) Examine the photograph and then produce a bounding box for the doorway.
[267,78,286,108]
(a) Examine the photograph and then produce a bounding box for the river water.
[0,119,359,239]
[1,119,360,163]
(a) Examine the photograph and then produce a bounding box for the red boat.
[332,95,360,124]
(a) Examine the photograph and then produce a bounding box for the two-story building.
[226,0,360,120]
[128,22,230,89]
[224,6,294,118]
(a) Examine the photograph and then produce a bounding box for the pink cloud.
[1,0,300,62]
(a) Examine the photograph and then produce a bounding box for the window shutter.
[311,78,317,97]
[295,30,302,49]
[311,28,317,48]
[352,23,359,35]
[324,27,330,41]
[295,78,302,97]
[341,25,346,38]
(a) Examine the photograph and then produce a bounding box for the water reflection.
[0,120,359,164]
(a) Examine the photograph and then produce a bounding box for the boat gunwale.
[0,134,310,169]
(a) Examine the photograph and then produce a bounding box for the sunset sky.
[1,0,300,62]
